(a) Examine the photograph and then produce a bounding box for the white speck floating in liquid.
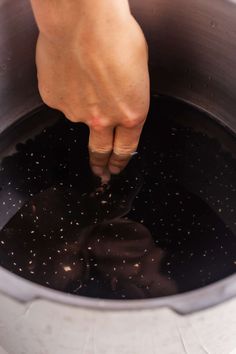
[63,266,72,272]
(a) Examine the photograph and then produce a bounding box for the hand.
[31,0,150,182]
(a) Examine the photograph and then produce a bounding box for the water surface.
[0,97,236,299]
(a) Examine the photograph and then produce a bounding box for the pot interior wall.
[1,0,236,133]
[130,0,236,133]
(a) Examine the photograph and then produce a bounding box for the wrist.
[31,0,131,42]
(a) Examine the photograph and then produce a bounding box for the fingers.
[89,121,145,180]
[89,126,114,182]
[108,124,144,175]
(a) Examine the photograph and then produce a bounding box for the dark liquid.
[0,97,236,299]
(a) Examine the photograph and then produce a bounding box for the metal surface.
[0,0,41,134]
[130,0,236,132]
[0,0,236,312]
[1,266,236,314]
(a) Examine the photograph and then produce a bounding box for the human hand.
[31,0,150,182]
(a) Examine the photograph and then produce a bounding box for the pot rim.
[0,266,236,314]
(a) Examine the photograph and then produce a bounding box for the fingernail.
[109,166,121,175]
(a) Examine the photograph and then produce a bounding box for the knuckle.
[89,145,113,155]
[122,112,145,129]
[56,107,82,123]
[114,145,137,157]
[64,112,80,123]
[38,84,84,123]
[89,116,111,131]
[66,116,77,123]
[64,105,86,123]
[38,85,56,108]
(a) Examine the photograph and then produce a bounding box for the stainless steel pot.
[0,0,236,314]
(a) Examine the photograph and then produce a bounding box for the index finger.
[89,126,114,182]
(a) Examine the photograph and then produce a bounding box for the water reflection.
[0,180,177,299]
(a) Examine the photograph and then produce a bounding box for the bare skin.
[30,0,150,181]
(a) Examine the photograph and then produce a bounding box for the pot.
[1,0,236,311]
[0,0,236,353]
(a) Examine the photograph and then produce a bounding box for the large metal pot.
[0,0,236,353]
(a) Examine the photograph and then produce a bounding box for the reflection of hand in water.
[0,170,177,299]
[77,219,177,298]
[49,175,177,299]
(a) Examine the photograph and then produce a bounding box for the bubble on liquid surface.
[0,97,236,300]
